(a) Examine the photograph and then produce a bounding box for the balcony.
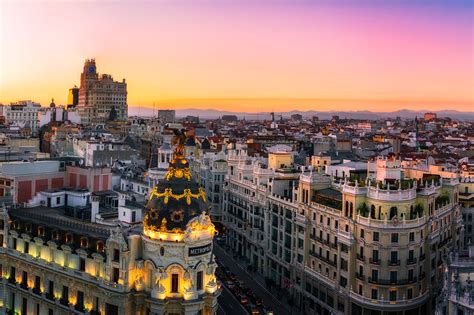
[336,228,355,245]
[369,258,381,265]
[368,277,379,284]
[316,236,330,246]
[388,259,400,266]
[309,250,337,267]
[356,254,365,263]
[356,273,365,281]
[438,237,452,249]
[368,277,417,285]
[407,258,417,265]
[367,186,417,201]
[356,214,426,229]
[20,281,28,290]
[348,290,430,309]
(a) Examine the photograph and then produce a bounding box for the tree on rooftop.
[109,106,118,121]
[358,203,369,217]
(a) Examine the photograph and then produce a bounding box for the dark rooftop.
[9,206,116,239]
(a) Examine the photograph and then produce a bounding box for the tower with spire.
[141,129,221,314]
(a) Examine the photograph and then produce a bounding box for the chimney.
[91,196,100,223]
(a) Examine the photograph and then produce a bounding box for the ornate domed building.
[141,130,220,314]
[0,130,220,315]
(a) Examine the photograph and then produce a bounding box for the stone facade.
[78,59,127,125]
[223,150,463,315]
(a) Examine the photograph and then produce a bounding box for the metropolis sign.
[189,243,212,257]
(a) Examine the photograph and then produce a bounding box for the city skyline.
[1,0,473,112]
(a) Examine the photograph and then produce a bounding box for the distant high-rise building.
[424,112,437,121]
[291,113,302,121]
[67,86,79,108]
[158,109,176,123]
[221,115,238,122]
[2,100,41,136]
[77,59,127,124]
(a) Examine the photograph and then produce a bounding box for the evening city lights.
[0,1,472,315]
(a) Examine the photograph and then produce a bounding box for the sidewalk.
[214,243,302,315]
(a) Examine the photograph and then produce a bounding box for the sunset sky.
[0,0,473,112]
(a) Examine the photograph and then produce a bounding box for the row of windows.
[358,230,421,243]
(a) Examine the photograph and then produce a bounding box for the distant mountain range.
[128,107,474,121]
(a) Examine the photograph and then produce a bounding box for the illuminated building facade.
[0,132,220,315]
[68,86,79,109]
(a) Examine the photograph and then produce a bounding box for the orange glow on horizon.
[0,1,472,112]
[126,98,474,113]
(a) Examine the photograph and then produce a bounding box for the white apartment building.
[190,151,228,224]
[1,101,41,136]
[73,139,138,167]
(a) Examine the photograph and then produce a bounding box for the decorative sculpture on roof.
[172,128,187,159]
[186,211,215,235]
[154,267,167,292]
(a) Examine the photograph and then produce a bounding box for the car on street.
[238,294,249,305]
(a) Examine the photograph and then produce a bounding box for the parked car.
[246,303,260,314]
[238,294,249,305]
[225,280,236,289]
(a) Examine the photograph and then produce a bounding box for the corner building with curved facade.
[0,145,220,314]
[223,147,462,315]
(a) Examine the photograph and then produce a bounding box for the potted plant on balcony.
[358,203,369,217]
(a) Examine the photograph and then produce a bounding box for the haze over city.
[2,1,474,315]
[1,0,473,112]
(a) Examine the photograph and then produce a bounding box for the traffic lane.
[214,243,289,315]
[219,282,249,315]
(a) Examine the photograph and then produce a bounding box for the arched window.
[370,205,376,219]
[37,226,45,237]
[96,241,104,252]
[389,207,398,219]
[349,202,354,217]
[345,201,349,217]
[65,233,73,244]
[80,237,88,248]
